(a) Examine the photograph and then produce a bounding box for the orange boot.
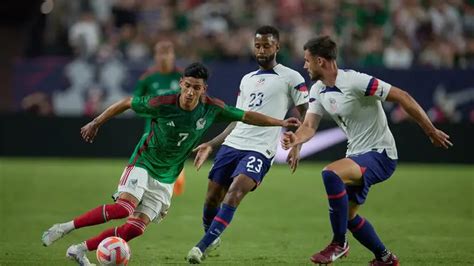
[173,169,185,196]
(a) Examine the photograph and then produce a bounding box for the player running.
[133,40,186,196]
[41,62,300,266]
[186,25,309,264]
[281,36,452,265]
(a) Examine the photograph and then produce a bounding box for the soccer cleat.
[310,241,350,264]
[369,253,400,266]
[42,224,69,246]
[66,244,95,266]
[203,237,221,259]
[186,246,203,264]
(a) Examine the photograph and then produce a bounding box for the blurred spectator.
[17,0,474,69]
[358,26,385,67]
[392,0,429,49]
[52,58,94,115]
[383,32,414,69]
[68,11,101,58]
[418,37,456,68]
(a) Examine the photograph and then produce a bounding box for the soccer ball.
[96,236,131,265]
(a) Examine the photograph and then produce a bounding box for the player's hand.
[193,143,213,170]
[281,131,297,150]
[281,117,301,128]
[286,146,300,173]
[80,120,100,143]
[428,128,453,149]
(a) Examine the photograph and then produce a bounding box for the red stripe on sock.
[213,216,229,227]
[352,217,366,232]
[85,227,116,251]
[328,190,347,199]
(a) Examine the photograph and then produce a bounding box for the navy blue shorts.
[346,150,397,205]
[208,145,272,189]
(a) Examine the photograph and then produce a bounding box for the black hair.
[183,62,209,81]
[303,36,337,60]
[255,25,280,41]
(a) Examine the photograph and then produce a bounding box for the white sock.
[79,242,88,251]
[61,221,75,233]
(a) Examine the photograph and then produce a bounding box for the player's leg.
[173,169,186,196]
[66,212,150,266]
[201,145,238,233]
[347,202,399,265]
[198,174,255,248]
[41,166,142,247]
[310,158,362,264]
[202,180,228,232]
[187,150,270,264]
[68,173,172,265]
[188,174,255,264]
[345,150,399,265]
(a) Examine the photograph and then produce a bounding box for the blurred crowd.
[18,0,474,122]
[34,0,474,69]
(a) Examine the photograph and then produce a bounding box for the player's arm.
[386,86,452,148]
[286,103,309,173]
[193,122,237,170]
[242,111,300,127]
[80,97,132,143]
[281,112,322,150]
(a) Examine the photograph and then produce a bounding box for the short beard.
[256,53,276,67]
[310,72,321,81]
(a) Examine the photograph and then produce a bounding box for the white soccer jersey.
[308,69,398,159]
[223,64,309,158]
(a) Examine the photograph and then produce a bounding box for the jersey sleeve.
[235,92,244,109]
[133,76,148,97]
[217,104,245,122]
[235,76,247,109]
[307,84,325,116]
[351,71,391,101]
[131,95,161,117]
[288,72,309,106]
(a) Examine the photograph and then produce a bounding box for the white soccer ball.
[96,236,131,266]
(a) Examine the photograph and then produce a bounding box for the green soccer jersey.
[130,92,245,184]
[133,69,182,132]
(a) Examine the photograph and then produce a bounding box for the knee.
[106,199,136,220]
[205,193,223,207]
[321,169,340,183]
[348,208,358,220]
[224,189,246,206]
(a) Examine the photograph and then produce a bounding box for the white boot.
[66,243,95,266]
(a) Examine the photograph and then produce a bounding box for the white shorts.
[116,165,173,223]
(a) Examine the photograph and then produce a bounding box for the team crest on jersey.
[196,118,206,130]
[329,98,338,112]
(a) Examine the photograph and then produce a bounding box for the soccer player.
[186,25,309,264]
[281,36,452,265]
[41,62,301,266]
[133,40,186,196]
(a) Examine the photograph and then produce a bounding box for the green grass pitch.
[0,158,473,265]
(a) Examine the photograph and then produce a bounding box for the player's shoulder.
[201,95,226,109]
[241,70,258,81]
[311,80,325,91]
[274,64,304,79]
[148,91,179,107]
[338,68,371,80]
